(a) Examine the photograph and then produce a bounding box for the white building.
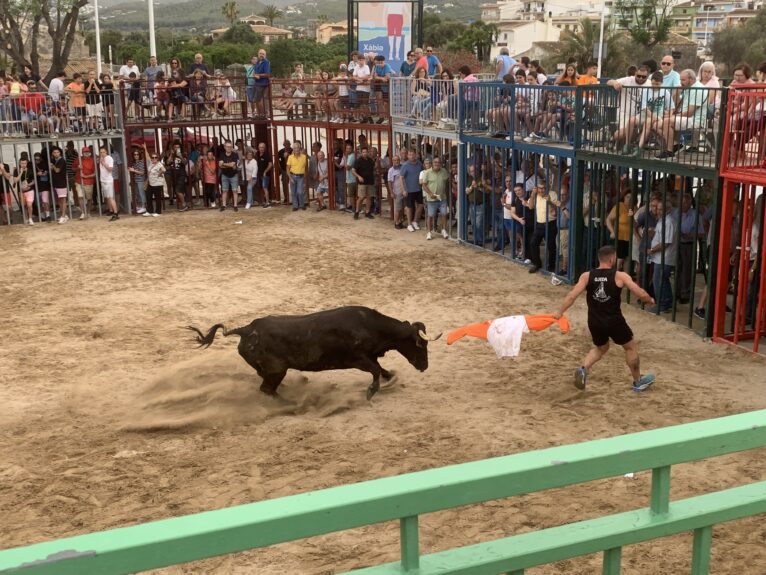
[491,17,560,60]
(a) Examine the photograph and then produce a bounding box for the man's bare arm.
[555,272,589,318]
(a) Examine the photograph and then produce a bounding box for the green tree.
[0,0,90,82]
[449,20,498,64]
[423,14,467,49]
[219,22,262,44]
[710,7,766,75]
[221,1,240,25]
[613,0,673,48]
[554,18,623,76]
[261,5,284,27]
[84,29,123,57]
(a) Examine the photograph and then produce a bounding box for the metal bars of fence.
[578,84,723,169]
[721,83,766,179]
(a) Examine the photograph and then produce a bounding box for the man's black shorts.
[588,315,633,347]
[406,190,423,209]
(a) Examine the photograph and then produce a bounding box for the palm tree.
[261,5,283,27]
[555,18,622,76]
[317,13,329,25]
[222,1,240,25]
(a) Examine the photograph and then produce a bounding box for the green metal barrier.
[2,410,766,575]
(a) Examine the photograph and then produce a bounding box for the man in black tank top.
[555,245,657,392]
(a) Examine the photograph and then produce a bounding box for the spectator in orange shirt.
[66,73,87,132]
[576,62,599,86]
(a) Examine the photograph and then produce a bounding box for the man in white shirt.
[99,145,119,221]
[119,57,141,84]
[353,53,372,123]
[648,198,677,312]
[607,64,650,152]
[48,71,68,132]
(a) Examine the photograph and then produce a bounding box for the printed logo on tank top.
[592,277,610,303]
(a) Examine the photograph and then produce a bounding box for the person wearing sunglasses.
[659,55,680,88]
[142,143,164,216]
[607,64,651,153]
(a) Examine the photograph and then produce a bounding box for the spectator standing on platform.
[660,55,681,87]
[287,140,308,211]
[219,141,240,212]
[99,145,119,221]
[400,148,423,231]
[144,56,163,102]
[387,154,404,228]
[19,64,48,91]
[100,73,116,132]
[278,139,292,204]
[676,191,703,304]
[315,150,329,211]
[400,51,416,77]
[333,138,346,210]
[66,73,87,133]
[648,198,677,313]
[425,46,442,78]
[2,157,36,224]
[372,55,393,123]
[33,151,51,221]
[495,47,516,80]
[187,53,210,78]
[255,142,273,207]
[527,179,559,274]
[64,141,78,207]
[353,53,372,123]
[50,147,69,223]
[48,71,68,133]
[84,70,102,134]
[167,58,188,120]
[166,141,188,212]
[248,49,271,118]
[129,148,147,215]
[422,155,449,240]
[606,191,633,271]
[143,144,165,216]
[339,141,355,212]
[72,146,95,219]
[244,149,259,209]
[352,145,375,219]
[201,149,218,208]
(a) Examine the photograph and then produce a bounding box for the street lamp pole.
[94,0,103,75]
[597,8,607,78]
[148,0,157,57]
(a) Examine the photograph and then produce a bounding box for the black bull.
[187,306,441,400]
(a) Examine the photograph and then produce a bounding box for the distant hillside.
[98,0,480,33]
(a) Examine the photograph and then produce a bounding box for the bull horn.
[418,330,443,341]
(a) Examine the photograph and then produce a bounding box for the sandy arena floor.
[1,207,765,574]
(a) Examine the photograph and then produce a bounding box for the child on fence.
[100,74,116,132]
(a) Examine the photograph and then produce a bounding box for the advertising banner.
[357,2,412,73]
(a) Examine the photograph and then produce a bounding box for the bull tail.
[186,323,250,348]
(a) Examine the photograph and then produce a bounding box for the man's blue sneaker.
[632,373,656,392]
[574,367,587,390]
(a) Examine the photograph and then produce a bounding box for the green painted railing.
[2,410,766,575]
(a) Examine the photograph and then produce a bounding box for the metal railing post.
[602,546,622,574]
[650,465,671,514]
[400,515,419,571]
[691,525,713,575]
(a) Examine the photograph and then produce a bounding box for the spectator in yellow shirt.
[286,140,308,211]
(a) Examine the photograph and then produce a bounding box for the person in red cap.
[72,146,96,219]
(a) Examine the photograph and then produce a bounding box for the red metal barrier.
[720,83,766,185]
[713,180,766,354]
